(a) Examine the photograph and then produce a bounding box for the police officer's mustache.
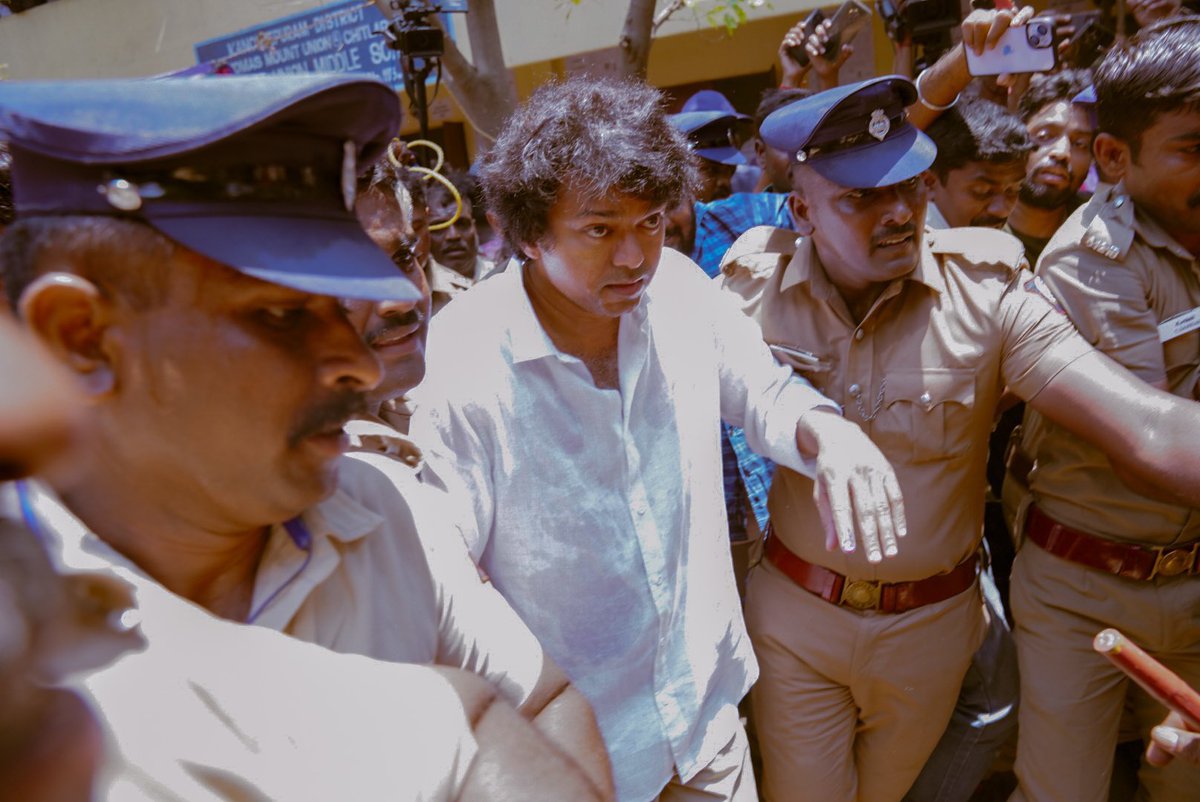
[288,391,368,447]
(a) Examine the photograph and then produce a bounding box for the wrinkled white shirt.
[412,250,834,801]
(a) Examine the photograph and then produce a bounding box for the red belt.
[764,533,978,613]
[1025,505,1200,581]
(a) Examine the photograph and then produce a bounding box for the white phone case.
[965,20,1056,76]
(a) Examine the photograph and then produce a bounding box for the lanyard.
[15,480,313,625]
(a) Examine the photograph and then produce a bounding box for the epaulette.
[721,225,798,272]
[926,226,1026,272]
[1080,191,1135,262]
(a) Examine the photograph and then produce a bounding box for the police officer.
[721,75,1200,801]
[1010,19,1200,801]
[0,73,612,800]
[668,109,752,203]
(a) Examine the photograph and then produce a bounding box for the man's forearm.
[906,43,968,130]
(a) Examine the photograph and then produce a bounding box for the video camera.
[372,0,468,59]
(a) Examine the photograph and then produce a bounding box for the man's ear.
[18,273,115,397]
[520,239,543,262]
[787,191,815,237]
[922,169,939,190]
[1093,133,1130,184]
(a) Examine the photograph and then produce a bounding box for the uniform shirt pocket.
[872,369,976,463]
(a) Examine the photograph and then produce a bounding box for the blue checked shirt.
[691,192,796,540]
[692,192,794,278]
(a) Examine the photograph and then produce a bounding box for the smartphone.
[965,17,1057,76]
[820,0,873,61]
[785,8,826,68]
[768,344,833,373]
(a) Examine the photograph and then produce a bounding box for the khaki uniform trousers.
[658,719,759,802]
[1010,542,1200,802]
[745,558,985,802]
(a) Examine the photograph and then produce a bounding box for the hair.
[0,216,173,311]
[0,142,12,228]
[427,168,482,213]
[357,149,426,211]
[1017,68,1093,124]
[479,75,698,252]
[927,96,1034,180]
[754,88,811,133]
[1094,16,1200,158]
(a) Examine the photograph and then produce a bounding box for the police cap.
[760,76,936,189]
[0,74,419,303]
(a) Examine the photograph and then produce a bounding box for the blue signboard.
[193,1,459,89]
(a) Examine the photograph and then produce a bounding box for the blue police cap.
[681,89,738,115]
[0,74,419,303]
[668,110,751,166]
[760,76,936,189]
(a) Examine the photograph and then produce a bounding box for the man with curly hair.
[412,75,909,801]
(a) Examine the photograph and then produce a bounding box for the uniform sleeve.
[997,267,1095,400]
[1037,242,1167,384]
[410,487,549,710]
[702,270,838,477]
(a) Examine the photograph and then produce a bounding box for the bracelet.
[915,68,959,112]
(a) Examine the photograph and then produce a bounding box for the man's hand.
[806,19,854,91]
[960,5,1034,57]
[1147,712,1200,768]
[779,18,814,89]
[796,408,906,563]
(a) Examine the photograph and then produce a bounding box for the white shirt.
[412,249,834,801]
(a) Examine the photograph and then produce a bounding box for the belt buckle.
[1150,542,1199,579]
[840,579,882,610]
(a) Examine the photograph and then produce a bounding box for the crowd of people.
[1,2,1199,801]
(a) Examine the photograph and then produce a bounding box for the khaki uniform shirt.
[721,225,1092,582]
[7,483,479,802]
[1030,182,1200,544]
[29,454,547,710]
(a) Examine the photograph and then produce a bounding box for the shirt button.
[854,329,864,342]
[848,383,861,397]
[919,391,932,405]
[635,505,647,517]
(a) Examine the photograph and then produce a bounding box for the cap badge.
[868,109,890,142]
[342,140,357,212]
[100,178,143,212]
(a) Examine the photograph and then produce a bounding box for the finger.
[837,44,854,67]
[986,15,1013,50]
[875,475,898,559]
[824,473,858,554]
[814,479,838,552]
[884,471,907,540]
[1013,6,1035,25]
[851,475,882,562]
[1148,725,1200,767]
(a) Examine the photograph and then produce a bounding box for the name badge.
[1158,306,1200,343]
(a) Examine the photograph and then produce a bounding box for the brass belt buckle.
[1150,542,1199,579]
[840,579,882,610]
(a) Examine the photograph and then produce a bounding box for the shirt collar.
[504,256,652,365]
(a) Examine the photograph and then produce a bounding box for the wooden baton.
[1094,628,1200,730]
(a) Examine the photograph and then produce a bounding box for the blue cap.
[0,74,419,303]
[668,110,751,166]
[760,76,936,189]
[681,89,738,115]
[1072,85,1097,106]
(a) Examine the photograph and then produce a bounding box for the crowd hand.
[806,19,854,90]
[960,5,1034,57]
[796,409,907,563]
[1148,712,1200,767]
[778,18,814,89]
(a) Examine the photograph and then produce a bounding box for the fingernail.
[1153,726,1180,750]
[868,550,882,563]
[885,545,898,556]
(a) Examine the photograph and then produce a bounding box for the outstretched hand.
[806,19,854,90]
[796,409,907,563]
[1147,712,1200,768]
